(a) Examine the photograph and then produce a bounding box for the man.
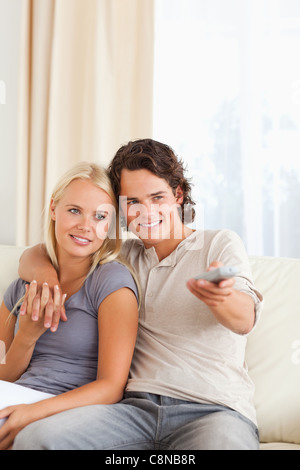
[14,139,262,450]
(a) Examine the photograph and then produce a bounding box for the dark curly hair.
[108,138,196,224]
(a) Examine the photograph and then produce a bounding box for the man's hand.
[186,261,234,307]
[20,281,67,333]
[186,261,255,335]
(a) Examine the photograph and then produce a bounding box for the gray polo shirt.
[4,261,138,395]
[121,229,263,425]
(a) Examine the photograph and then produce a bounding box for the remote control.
[195,266,239,283]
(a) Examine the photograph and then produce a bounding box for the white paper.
[0,380,55,428]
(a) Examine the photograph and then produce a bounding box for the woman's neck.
[56,251,92,295]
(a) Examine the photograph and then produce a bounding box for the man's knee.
[199,411,259,450]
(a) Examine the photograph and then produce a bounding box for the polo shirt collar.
[143,230,200,268]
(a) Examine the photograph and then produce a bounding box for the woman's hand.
[20,281,67,333]
[0,404,34,450]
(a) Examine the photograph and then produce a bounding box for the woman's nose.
[77,216,92,232]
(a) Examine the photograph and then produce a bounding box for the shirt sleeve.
[207,229,264,328]
[3,279,27,316]
[88,261,139,312]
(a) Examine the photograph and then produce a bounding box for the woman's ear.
[50,199,56,221]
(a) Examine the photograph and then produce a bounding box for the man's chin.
[128,222,163,241]
[132,230,166,246]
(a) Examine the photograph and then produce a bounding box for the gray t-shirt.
[4,261,138,395]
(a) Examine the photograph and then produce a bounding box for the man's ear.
[175,186,184,205]
[50,199,56,221]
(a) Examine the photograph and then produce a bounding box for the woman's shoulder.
[86,261,138,309]
[88,260,135,290]
[91,260,133,279]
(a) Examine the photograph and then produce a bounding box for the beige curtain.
[16,0,154,246]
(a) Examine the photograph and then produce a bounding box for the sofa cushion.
[260,442,300,450]
[247,256,300,445]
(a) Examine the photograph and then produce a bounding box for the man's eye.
[128,200,138,205]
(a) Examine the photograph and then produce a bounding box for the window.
[153,0,300,257]
[0,0,22,245]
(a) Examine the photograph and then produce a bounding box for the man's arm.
[19,244,67,329]
[19,244,58,284]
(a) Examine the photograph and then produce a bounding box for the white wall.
[0,0,22,245]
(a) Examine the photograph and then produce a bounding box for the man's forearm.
[18,245,67,327]
[19,244,58,286]
[210,290,255,335]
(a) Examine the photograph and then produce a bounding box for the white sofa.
[0,245,300,450]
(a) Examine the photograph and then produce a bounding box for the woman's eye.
[69,208,80,214]
[95,213,106,221]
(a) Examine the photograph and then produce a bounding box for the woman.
[0,162,139,450]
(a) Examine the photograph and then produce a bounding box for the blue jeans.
[13,392,259,450]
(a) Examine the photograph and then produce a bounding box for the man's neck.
[144,226,194,261]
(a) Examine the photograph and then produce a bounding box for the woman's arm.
[0,302,16,366]
[0,287,139,449]
[0,289,48,382]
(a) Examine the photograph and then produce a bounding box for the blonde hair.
[45,161,140,301]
